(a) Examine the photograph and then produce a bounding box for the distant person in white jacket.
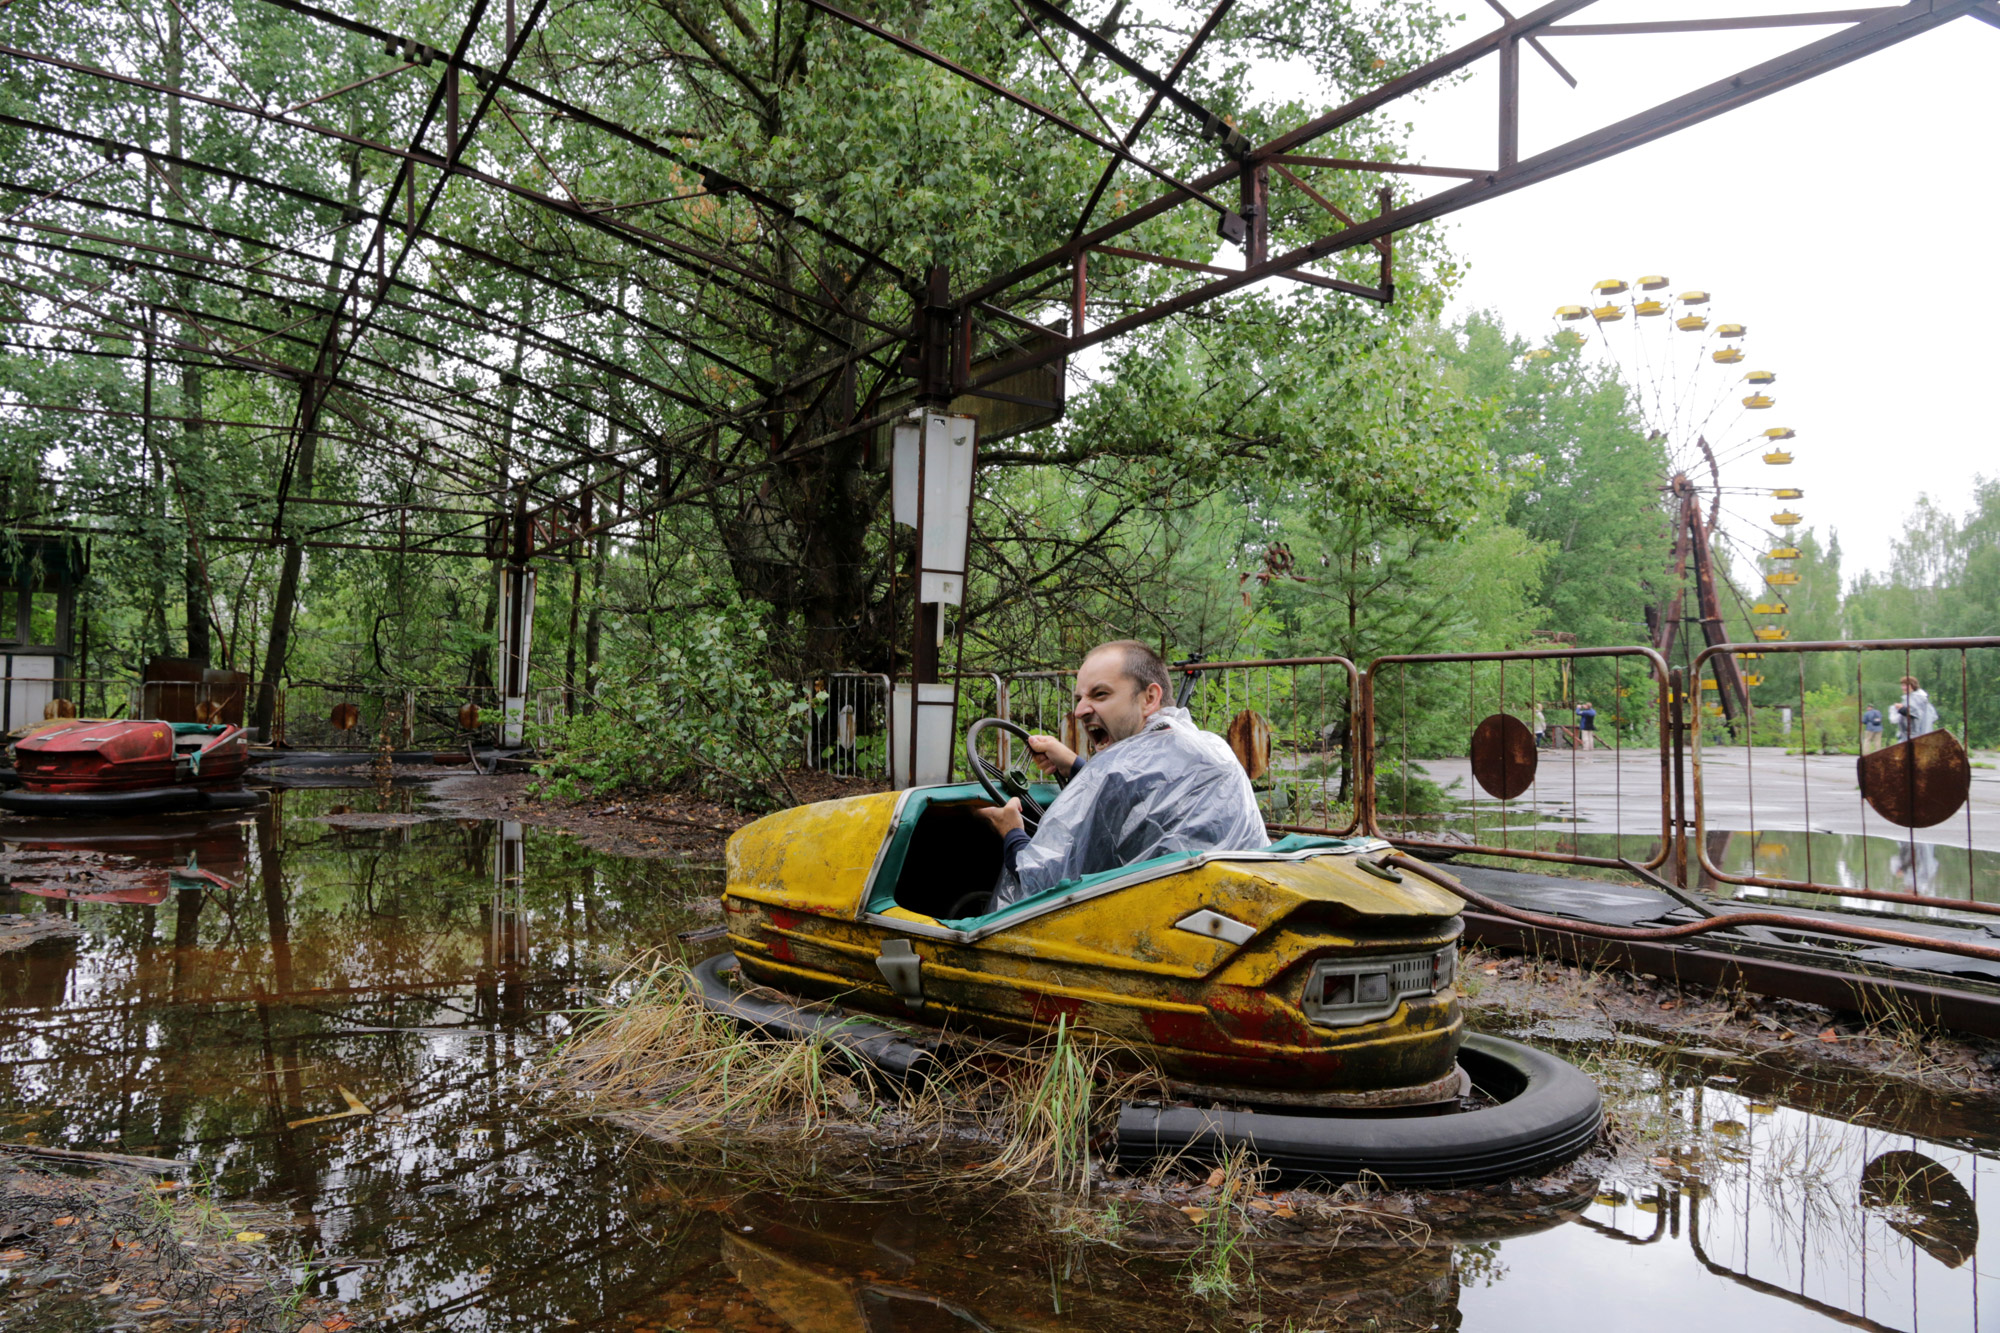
[974,640,1267,909]
[1899,675,1939,739]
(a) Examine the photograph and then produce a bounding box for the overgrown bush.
[1372,756,1456,816]
[530,605,817,806]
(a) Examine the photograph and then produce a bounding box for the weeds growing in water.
[1182,1144,1267,1301]
[547,954,860,1136]
[979,1015,1152,1195]
[547,956,1155,1194]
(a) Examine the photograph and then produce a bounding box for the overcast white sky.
[1396,2,2000,586]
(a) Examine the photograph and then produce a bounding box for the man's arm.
[973,797,1035,876]
[1025,734,1091,780]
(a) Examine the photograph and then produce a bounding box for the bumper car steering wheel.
[964,717,1068,834]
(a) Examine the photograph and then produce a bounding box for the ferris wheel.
[1536,277,1806,726]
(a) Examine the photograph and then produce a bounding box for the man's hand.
[975,797,1025,837]
[1025,734,1076,777]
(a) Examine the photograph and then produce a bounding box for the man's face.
[1072,650,1161,749]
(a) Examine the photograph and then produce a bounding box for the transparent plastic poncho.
[991,706,1269,909]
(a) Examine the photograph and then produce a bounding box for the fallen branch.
[0,1142,192,1174]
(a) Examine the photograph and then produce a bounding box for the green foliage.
[530,600,816,805]
[1846,478,2000,747]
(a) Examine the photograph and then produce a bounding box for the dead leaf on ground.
[234,1231,267,1244]
[135,1298,167,1311]
[51,1216,73,1227]
[1248,1199,1273,1213]
[287,1085,375,1130]
[0,1249,24,1263]
[1271,1204,1297,1218]
[97,1279,120,1296]
[1179,1206,1208,1223]
[1204,1167,1225,1188]
[1819,1029,1839,1043]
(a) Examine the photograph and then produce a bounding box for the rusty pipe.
[1381,853,2000,967]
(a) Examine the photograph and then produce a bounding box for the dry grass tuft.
[547,955,1160,1185]
[547,954,860,1138]
[976,1015,1156,1195]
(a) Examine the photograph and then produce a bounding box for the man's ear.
[1143,683,1165,713]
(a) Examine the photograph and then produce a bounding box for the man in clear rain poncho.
[972,640,1268,911]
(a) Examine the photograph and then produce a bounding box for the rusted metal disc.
[330,702,361,732]
[458,702,481,731]
[1859,729,1970,829]
[1470,713,1537,800]
[1859,1150,1978,1269]
[1227,709,1271,780]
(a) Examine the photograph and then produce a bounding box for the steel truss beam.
[0,0,1985,561]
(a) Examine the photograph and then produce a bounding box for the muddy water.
[1,784,1996,1330]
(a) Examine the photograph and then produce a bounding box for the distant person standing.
[1860,703,1883,755]
[1576,701,1597,752]
[1533,704,1548,749]
[1900,675,1939,739]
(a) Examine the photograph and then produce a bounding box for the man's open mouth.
[1083,721,1109,744]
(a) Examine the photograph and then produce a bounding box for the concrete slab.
[1415,745,2000,853]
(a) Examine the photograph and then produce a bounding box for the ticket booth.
[0,539,77,731]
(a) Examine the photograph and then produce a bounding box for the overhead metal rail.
[0,0,1989,563]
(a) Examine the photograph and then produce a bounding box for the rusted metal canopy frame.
[952,0,1985,392]
[1689,637,2000,913]
[0,290,548,512]
[0,74,794,395]
[0,167,779,435]
[0,242,629,503]
[1363,646,1674,871]
[0,6,903,546]
[0,0,1986,564]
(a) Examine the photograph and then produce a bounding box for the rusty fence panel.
[1008,657,1363,835]
[1691,637,2000,913]
[270,684,386,751]
[1363,647,1673,870]
[806,672,893,781]
[257,685,503,752]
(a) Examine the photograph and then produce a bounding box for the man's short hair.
[1089,639,1171,701]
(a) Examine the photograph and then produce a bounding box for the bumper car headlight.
[1304,944,1457,1028]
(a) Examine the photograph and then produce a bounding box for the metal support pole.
[498,487,535,746]
[1240,164,1268,267]
[1498,36,1520,169]
[1669,667,1688,888]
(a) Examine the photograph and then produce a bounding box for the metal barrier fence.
[268,683,501,750]
[1009,656,1363,836]
[1362,647,1673,870]
[805,672,893,780]
[1691,637,2000,911]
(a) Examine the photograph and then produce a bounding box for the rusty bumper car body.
[721,782,1466,1105]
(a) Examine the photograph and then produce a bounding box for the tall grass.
[1182,1144,1266,1301]
[547,958,1156,1191]
[548,955,858,1137]
[980,1016,1151,1195]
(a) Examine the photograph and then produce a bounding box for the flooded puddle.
[2,784,1996,1329]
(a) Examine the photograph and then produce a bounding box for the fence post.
[402,688,416,750]
[1669,667,1688,889]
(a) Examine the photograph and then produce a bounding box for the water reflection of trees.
[0,786,712,1292]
